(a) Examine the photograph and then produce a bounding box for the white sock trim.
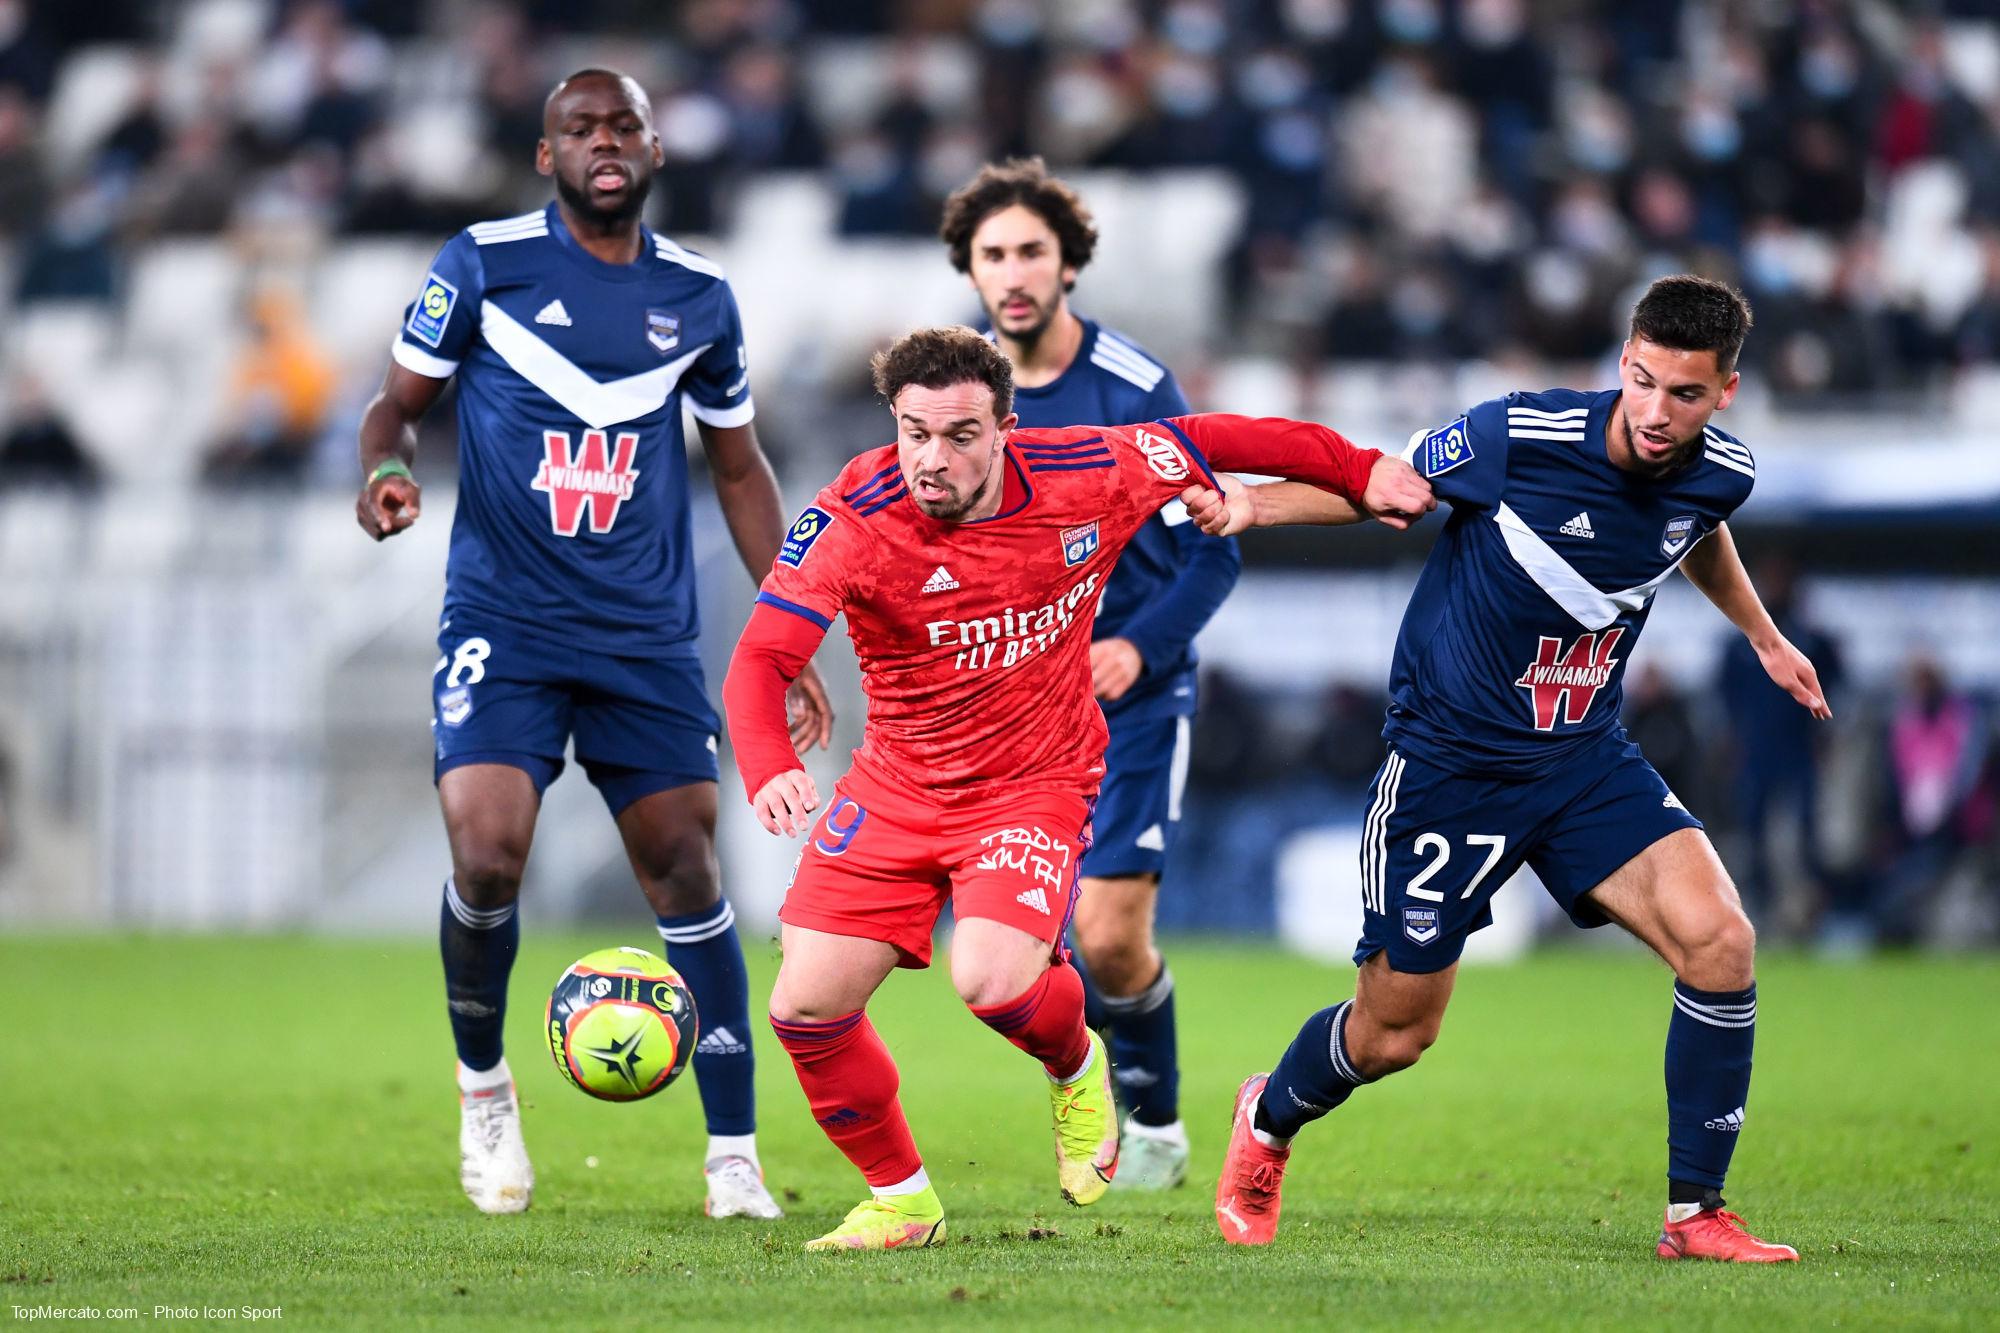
[458,1056,512,1093]
[874,1167,930,1198]
[1122,1116,1187,1144]
[706,1134,758,1167]
[1667,1201,1706,1223]
[1250,1124,1291,1150]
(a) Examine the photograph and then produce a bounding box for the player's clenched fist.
[1360,455,1435,530]
[357,468,422,541]
[753,769,820,836]
[1179,473,1253,537]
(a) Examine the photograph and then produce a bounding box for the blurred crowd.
[1174,567,2000,952]
[2,0,2000,489]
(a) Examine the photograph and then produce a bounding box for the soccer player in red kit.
[722,326,1433,1251]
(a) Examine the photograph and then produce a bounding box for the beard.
[1618,407,1705,479]
[991,293,1057,349]
[909,458,1003,522]
[554,167,652,227]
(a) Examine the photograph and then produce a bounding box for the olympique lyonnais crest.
[1059,521,1100,567]
[646,309,680,354]
[1403,905,1440,945]
[1661,514,1697,558]
[1515,628,1625,731]
[531,429,641,536]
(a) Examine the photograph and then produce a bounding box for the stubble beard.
[1618,407,1704,479]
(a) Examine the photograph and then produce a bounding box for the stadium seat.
[41,45,143,174]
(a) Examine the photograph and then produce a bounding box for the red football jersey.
[734,415,1378,803]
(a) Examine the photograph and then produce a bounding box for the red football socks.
[970,963,1093,1080]
[770,1010,923,1189]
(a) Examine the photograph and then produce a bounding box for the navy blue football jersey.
[1384,387,1756,777]
[1005,318,1241,720]
[393,204,754,657]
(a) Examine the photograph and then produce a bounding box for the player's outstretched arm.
[1182,476,1363,536]
[355,363,447,541]
[1682,522,1832,720]
[722,601,833,834]
[699,421,835,752]
[1166,415,1434,531]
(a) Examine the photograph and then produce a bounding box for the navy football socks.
[439,876,518,1073]
[1256,1000,1371,1141]
[657,900,756,1138]
[1665,980,1756,1192]
[1098,961,1181,1127]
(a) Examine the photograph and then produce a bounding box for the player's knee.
[1680,906,1756,989]
[453,842,527,909]
[1075,925,1153,996]
[951,956,1034,1010]
[633,830,719,915]
[767,984,837,1028]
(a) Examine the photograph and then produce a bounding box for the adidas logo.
[1134,824,1165,852]
[1663,792,1685,811]
[816,1107,866,1127]
[534,299,572,327]
[1015,886,1050,915]
[1559,511,1595,539]
[1704,1106,1745,1132]
[922,565,958,594]
[695,1025,747,1056]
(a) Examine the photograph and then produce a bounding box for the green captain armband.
[368,458,415,487]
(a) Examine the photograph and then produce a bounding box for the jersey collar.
[544,201,656,283]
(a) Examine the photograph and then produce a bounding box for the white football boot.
[1112,1116,1190,1191]
[704,1154,783,1219]
[459,1059,534,1214]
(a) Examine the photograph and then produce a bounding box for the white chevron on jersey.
[481,300,709,429]
[1493,503,1688,631]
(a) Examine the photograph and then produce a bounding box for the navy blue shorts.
[1078,713,1191,880]
[1355,734,1702,973]
[431,616,720,816]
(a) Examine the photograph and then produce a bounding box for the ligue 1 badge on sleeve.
[1403,905,1441,945]
[778,505,833,568]
[645,309,681,355]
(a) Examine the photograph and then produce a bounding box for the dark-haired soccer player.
[355,69,832,1220]
[938,158,1239,1189]
[1191,276,1823,1262]
[722,326,1433,1250]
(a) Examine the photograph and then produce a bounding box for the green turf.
[1,935,1994,1330]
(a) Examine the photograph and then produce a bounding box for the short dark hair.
[939,157,1098,289]
[1629,275,1754,374]
[872,326,1016,420]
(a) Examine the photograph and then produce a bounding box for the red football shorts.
[779,770,1094,968]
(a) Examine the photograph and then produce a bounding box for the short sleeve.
[392,232,483,379]
[755,493,855,629]
[683,281,755,428]
[1402,396,1509,511]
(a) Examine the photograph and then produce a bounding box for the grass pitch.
[1,934,1994,1330]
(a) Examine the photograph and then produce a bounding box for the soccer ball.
[544,946,697,1102]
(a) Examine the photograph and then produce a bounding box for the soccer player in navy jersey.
[1189,276,1826,1261]
[353,69,832,1221]
[939,159,1243,1189]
